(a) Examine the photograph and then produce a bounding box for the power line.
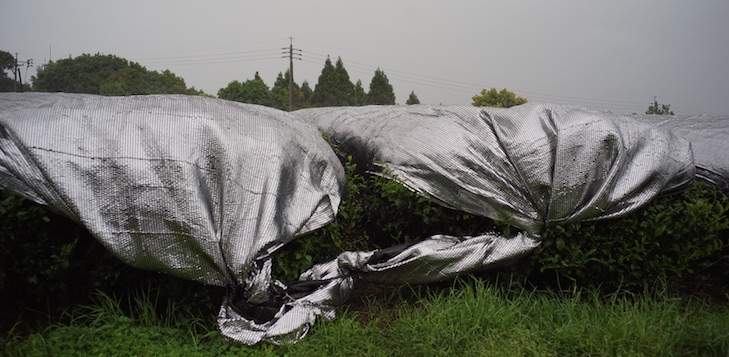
[122,38,289,57]
[35,37,715,115]
[301,51,655,111]
[134,48,283,62]
[276,47,711,113]
[138,50,283,67]
[297,37,658,100]
[296,38,718,113]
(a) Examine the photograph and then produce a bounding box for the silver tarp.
[0,93,345,343]
[632,113,729,193]
[1,94,700,344]
[295,104,696,233]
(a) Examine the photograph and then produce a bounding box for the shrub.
[0,190,119,309]
[0,190,222,328]
[529,182,729,295]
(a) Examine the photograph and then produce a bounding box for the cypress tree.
[366,68,396,105]
[406,91,420,105]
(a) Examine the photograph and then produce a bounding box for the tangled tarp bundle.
[0,93,718,344]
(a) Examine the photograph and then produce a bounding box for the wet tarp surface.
[0,93,344,286]
[632,113,729,193]
[0,94,701,344]
[296,104,696,233]
[0,93,347,342]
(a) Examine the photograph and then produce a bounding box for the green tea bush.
[0,190,223,326]
[0,190,120,309]
[529,182,729,295]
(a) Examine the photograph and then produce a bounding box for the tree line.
[0,50,512,110]
[0,51,31,92]
[11,52,204,96]
[212,56,416,110]
[1,50,419,111]
[2,48,674,114]
[0,49,534,111]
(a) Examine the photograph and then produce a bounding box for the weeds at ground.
[4,277,727,357]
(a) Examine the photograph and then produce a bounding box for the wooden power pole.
[282,38,301,111]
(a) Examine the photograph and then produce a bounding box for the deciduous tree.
[32,53,201,95]
[0,50,14,75]
[217,71,271,106]
[98,65,148,95]
[33,53,129,94]
[646,98,674,115]
[0,50,24,92]
[472,88,527,108]
[147,70,198,95]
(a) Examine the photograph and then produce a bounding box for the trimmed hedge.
[0,191,223,326]
[529,182,729,295]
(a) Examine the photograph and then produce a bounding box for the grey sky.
[2,0,728,115]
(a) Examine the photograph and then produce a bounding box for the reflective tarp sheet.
[296,104,695,233]
[0,92,344,294]
[1,95,699,344]
[279,103,696,344]
[0,93,344,287]
[632,113,729,193]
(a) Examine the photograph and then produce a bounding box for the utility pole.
[13,53,33,92]
[13,53,18,92]
[281,38,302,111]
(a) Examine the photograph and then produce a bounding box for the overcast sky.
[2,0,728,115]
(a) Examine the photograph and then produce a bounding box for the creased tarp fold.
[296,103,695,233]
[632,113,729,193]
[0,93,344,287]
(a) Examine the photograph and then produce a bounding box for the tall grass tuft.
[386,279,729,356]
[3,278,728,356]
[1,287,231,357]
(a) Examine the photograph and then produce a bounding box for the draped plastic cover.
[632,113,729,193]
[295,104,695,233]
[1,94,699,344]
[0,93,345,342]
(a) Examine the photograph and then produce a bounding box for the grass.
[2,278,728,356]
